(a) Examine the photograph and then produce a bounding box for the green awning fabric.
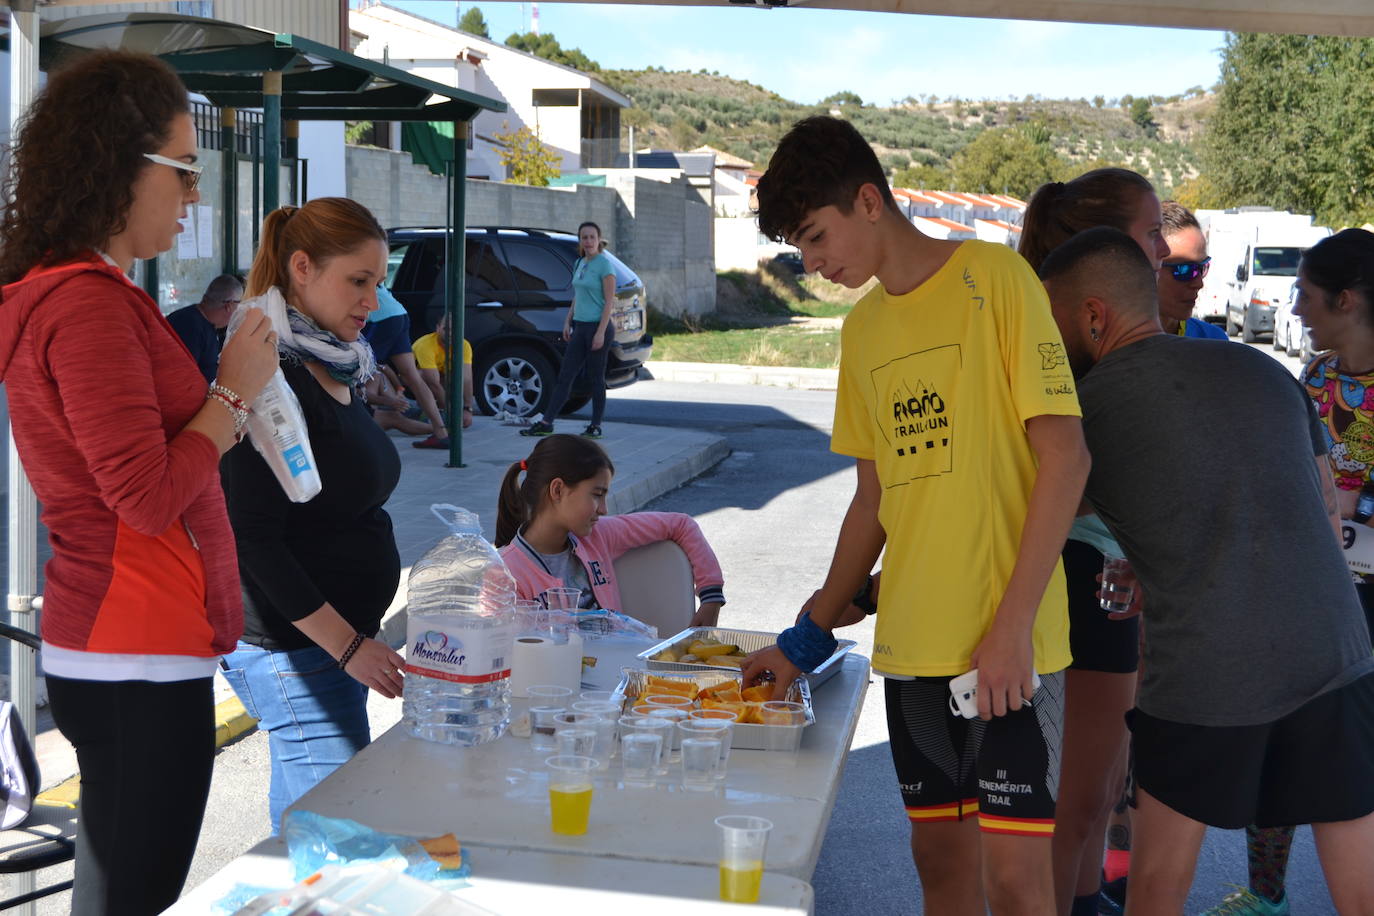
[548,174,607,187]
[401,121,456,177]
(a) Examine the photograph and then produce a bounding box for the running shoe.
[1200,888,1289,916]
[520,420,555,437]
[412,434,450,449]
[581,425,603,439]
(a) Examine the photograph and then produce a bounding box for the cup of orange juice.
[546,755,599,836]
[715,815,773,903]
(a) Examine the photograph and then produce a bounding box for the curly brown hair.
[756,116,899,243]
[0,51,189,284]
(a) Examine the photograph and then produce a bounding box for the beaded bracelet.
[207,382,249,442]
[338,632,366,670]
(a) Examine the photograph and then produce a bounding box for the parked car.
[769,251,807,275]
[386,227,653,418]
[1208,211,1329,343]
[1273,280,1303,358]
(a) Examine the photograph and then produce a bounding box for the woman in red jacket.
[0,52,278,914]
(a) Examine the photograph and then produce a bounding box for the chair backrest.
[612,540,695,639]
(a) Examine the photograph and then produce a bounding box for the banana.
[705,654,744,668]
[650,649,679,662]
[692,642,740,658]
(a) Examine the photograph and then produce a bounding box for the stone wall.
[347,146,714,317]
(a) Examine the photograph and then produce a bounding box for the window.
[467,239,510,294]
[503,241,571,292]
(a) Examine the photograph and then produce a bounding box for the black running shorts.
[1129,671,1374,828]
[885,672,1066,837]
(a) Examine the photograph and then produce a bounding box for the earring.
[1089,327,1100,342]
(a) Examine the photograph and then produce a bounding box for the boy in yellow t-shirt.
[412,314,475,428]
[742,117,1088,916]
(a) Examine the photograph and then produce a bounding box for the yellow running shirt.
[413,334,472,373]
[831,240,1077,677]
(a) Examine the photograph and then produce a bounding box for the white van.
[1205,211,1329,343]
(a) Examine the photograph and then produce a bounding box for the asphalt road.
[9,345,1339,913]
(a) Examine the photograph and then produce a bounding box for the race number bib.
[1342,522,1374,576]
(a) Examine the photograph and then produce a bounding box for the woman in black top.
[220,198,404,835]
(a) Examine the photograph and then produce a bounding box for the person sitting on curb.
[362,284,451,449]
[167,273,242,382]
[412,312,474,430]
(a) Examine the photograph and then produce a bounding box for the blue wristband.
[776,612,839,673]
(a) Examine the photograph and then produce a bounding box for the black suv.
[386,227,654,418]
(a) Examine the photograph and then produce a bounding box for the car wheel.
[1241,309,1259,344]
[475,347,555,418]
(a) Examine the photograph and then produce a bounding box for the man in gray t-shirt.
[1038,227,1374,913]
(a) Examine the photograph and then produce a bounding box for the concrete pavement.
[28,411,729,799]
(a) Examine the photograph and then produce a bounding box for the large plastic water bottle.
[402,505,517,746]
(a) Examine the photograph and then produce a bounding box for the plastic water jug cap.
[430,503,481,536]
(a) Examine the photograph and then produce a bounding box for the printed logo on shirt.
[871,343,960,487]
[1038,342,1067,371]
[588,560,608,586]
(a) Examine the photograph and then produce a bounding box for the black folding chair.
[0,621,75,910]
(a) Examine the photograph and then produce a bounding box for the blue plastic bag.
[283,810,471,887]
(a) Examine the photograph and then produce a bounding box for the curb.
[645,360,838,391]
[34,697,259,809]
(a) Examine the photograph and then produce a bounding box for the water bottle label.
[404,618,515,684]
[282,444,311,478]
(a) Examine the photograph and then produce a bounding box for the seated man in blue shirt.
[166,274,241,382]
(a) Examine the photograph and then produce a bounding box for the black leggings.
[544,320,610,426]
[46,675,215,916]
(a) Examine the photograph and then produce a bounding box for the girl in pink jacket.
[496,435,725,628]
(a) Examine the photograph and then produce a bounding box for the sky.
[373,1,1228,106]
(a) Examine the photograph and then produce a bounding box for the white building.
[349,2,629,181]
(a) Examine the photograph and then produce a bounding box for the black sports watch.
[852,574,878,616]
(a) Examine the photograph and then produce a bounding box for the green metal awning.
[35,12,506,122]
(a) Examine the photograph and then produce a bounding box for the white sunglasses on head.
[142,153,202,191]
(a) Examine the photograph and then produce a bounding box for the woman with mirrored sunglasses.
[1158,202,1228,340]
[0,51,278,914]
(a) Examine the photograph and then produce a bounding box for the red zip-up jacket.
[0,254,241,672]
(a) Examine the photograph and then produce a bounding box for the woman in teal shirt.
[523,221,618,439]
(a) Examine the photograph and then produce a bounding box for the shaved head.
[1038,227,1162,377]
[1038,227,1160,322]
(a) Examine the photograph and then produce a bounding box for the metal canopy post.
[7,2,40,911]
[262,70,282,212]
[445,120,469,469]
[221,107,237,274]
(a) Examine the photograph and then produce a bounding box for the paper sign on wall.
[176,213,196,260]
[196,204,214,259]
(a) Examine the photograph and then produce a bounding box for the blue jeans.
[220,642,371,835]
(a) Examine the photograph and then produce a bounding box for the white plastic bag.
[225,290,322,503]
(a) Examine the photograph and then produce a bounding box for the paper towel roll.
[509,631,584,698]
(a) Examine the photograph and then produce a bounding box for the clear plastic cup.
[680,735,722,791]
[683,716,734,780]
[716,815,773,903]
[542,587,581,611]
[621,713,673,776]
[619,730,663,787]
[644,693,693,711]
[546,755,599,836]
[1100,556,1136,613]
[555,725,597,757]
[578,690,617,704]
[529,705,565,753]
[572,701,621,761]
[761,700,805,766]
